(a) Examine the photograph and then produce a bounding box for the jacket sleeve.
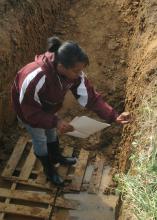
[70,73,119,123]
[20,75,58,129]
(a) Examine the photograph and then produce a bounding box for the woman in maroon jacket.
[12,36,130,187]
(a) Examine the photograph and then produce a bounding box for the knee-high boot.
[47,139,76,165]
[36,154,64,187]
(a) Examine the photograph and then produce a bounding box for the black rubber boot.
[36,154,65,187]
[47,139,77,166]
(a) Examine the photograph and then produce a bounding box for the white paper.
[66,116,110,138]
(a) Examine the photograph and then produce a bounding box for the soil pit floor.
[0,136,118,220]
[65,165,118,220]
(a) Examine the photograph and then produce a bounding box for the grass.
[115,81,157,220]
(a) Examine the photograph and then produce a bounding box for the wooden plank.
[51,209,70,220]
[52,209,70,220]
[55,197,79,209]
[36,169,47,185]
[36,157,48,185]
[69,149,89,191]
[0,188,54,204]
[62,146,74,157]
[0,183,16,220]
[0,202,50,218]
[58,147,75,193]
[15,167,38,175]
[1,176,55,192]
[0,188,78,209]
[19,147,36,180]
[88,155,105,194]
[1,136,28,178]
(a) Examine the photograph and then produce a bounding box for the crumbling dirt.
[116,0,157,174]
[114,1,157,219]
[0,0,69,129]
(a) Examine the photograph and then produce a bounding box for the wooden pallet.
[2,136,53,191]
[1,135,106,219]
[0,136,79,219]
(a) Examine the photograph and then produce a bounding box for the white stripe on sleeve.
[77,72,88,107]
[19,67,42,104]
[34,75,46,104]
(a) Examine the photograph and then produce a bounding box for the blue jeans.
[19,120,57,156]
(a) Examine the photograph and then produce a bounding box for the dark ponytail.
[47,36,62,53]
[57,41,89,68]
[47,36,89,68]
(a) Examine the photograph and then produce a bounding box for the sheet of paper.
[66,116,110,138]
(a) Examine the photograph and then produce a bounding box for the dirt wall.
[117,0,157,218]
[118,0,157,172]
[0,0,69,131]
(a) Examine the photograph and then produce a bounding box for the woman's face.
[57,62,86,80]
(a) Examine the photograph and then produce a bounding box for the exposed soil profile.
[0,0,157,219]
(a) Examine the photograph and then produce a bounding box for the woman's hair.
[47,36,62,53]
[47,36,89,68]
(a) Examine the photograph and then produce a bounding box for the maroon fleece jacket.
[11,52,118,128]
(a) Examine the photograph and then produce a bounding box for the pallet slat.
[0,188,78,209]
[55,197,79,210]
[2,136,28,178]
[2,176,55,191]
[0,188,54,204]
[52,209,70,220]
[19,147,36,180]
[88,155,105,194]
[0,183,16,220]
[70,149,89,191]
[0,202,50,218]
[36,168,47,185]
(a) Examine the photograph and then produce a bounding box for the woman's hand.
[116,112,131,125]
[57,119,74,134]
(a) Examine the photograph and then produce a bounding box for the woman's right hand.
[57,119,74,134]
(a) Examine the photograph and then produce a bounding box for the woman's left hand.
[116,112,131,125]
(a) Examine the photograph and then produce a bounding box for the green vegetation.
[116,81,157,220]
